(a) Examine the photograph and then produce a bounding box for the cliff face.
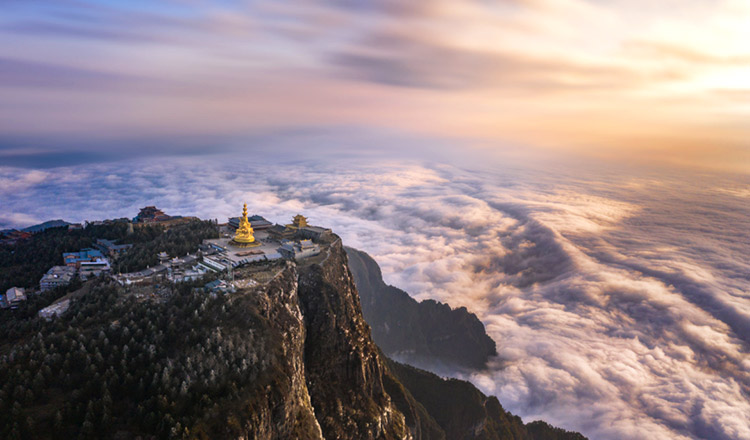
[230,240,422,439]
[345,247,497,370]
[297,240,411,439]
[235,261,323,439]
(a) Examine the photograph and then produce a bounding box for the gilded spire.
[231,202,259,247]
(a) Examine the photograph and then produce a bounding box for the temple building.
[269,214,308,240]
[230,204,260,248]
[228,214,273,231]
[278,239,321,260]
[288,214,308,229]
[201,206,333,271]
[268,224,295,241]
[268,214,331,241]
[133,206,171,223]
[63,248,106,267]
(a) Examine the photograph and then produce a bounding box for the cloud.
[0,168,49,191]
[0,57,144,90]
[2,21,160,43]
[332,29,663,91]
[624,40,750,67]
[1,150,748,440]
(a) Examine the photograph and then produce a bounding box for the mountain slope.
[346,247,497,370]
[388,361,588,440]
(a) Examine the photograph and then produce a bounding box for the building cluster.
[113,253,203,286]
[40,265,77,291]
[62,248,111,280]
[95,238,133,256]
[201,206,332,272]
[2,204,335,318]
[1,287,27,309]
[38,299,70,320]
[39,244,118,292]
[112,205,334,286]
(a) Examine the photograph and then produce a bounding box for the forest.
[0,278,272,439]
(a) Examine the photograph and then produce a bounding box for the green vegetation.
[0,278,274,440]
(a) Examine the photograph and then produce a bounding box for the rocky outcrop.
[236,261,324,439]
[387,361,588,440]
[229,242,422,439]
[298,240,412,439]
[345,247,497,370]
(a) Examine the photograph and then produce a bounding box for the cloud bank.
[2,150,749,440]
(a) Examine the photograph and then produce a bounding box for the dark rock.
[388,360,588,440]
[346,247,497,370]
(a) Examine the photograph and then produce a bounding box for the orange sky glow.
[0,0,748,171]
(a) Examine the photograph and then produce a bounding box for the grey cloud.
[2,21,160,43]
[332,30,670,91]
[0,57,134,89]
[0,57,178,93]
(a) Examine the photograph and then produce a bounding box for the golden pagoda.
[230,203,260,247]
[287,214,308,229]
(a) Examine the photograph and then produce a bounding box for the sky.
[2,2,750,440]
[1,0,749,171]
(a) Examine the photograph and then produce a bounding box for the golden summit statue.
[231,203,260,247]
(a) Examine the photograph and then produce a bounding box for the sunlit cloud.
[0,0,747,171]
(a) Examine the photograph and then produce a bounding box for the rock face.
[221,239,417,439]
[237,261,324,439]
[297,240,411,439]
[387,361,588,440]
[345,247,497,370]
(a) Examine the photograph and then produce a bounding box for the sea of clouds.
[1,149,749,440]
